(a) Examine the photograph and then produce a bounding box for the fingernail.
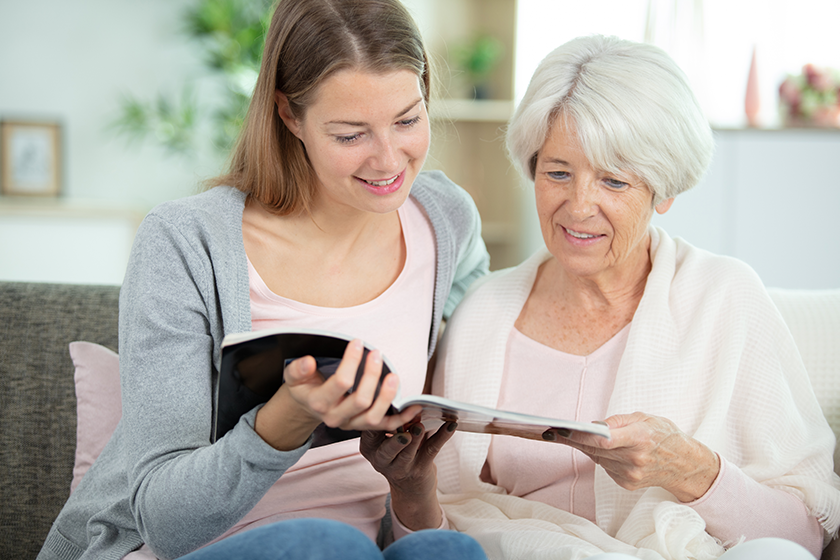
[369,349,381,364]
[542,430,556,441]
[352,339,364,351]
[397,434,409,445]
[410,424,423,437]
[446,422,458,433]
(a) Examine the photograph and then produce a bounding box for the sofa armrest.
[0,282,120,560]
[768,288,840,560]
[768,289,840,472]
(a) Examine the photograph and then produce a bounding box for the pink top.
[477,325,823,549]
[220,197,437,543]
[481,325,627,521]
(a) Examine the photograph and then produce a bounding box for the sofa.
[1,280,839,560]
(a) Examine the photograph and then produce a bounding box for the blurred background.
[1,0,838,288]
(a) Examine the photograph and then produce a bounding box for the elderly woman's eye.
[547,171,570,180]
[604,178,628,189]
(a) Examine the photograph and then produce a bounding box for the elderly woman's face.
[534,119,672,281]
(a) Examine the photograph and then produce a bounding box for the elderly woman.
[365,35,840,560]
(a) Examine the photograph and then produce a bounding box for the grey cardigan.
[38,171,490,560]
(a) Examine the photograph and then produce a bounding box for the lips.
[359,174,399,187]
[563,226,601,239]
[357,170,406,195]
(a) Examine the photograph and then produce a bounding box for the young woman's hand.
[549,411,720,502]
[360,420,457,530]
[254,339,421,451]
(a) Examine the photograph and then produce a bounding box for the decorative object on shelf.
[0,121,62,197]
[452,33,504,99]
[779,64,840,128]
[744,46,761,127]
[110,0,272,156]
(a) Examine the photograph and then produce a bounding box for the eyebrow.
[326,98,423,127]
[541,157,571,166]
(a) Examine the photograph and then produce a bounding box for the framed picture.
[1,120,62,196]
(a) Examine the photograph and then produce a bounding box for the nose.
[369,132,400,173]
[565,178,598,219]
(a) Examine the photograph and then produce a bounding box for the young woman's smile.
[357,170,406,195]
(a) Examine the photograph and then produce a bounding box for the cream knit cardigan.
[433,227,840,560]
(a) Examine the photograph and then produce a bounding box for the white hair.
[506,35,713,203]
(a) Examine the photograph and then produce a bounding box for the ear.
[275,90,302,138]
[654,197,674,215]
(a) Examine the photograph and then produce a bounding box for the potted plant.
[779,64,840,128]
[110,0,273,156]
[452,33,504,100]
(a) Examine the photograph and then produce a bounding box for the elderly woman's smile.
[562,226,601,240]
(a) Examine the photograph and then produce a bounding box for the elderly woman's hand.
[360,421,457,530]
[555,412,720,502]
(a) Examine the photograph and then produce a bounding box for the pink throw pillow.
[69,341,121,492]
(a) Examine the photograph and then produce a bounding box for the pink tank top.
[216,197,437,543]
[482,324,630,522]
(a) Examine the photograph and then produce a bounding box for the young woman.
[37,1,489,559]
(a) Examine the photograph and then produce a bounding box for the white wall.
[0,0,224,208]
[515,0,840,129]
[0,0,226,285]
[653,129,840,290]
[0,204,141,285]
[2,1,838,290]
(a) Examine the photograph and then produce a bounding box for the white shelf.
[0,196,148,224]
[0,197,148,285]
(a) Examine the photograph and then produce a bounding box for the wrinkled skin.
[361,421,457,530]
[545,412,719,502]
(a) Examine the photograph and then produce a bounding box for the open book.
[212,327,611,444]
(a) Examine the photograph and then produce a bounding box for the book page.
[400,395,610,441]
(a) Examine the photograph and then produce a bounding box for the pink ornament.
[745,46,761,127]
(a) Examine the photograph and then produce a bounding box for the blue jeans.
[179,518,487,560]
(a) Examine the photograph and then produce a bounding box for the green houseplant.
[452,33,504,99]
[110,0,273,155]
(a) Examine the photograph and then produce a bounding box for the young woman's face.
[278,69,430,217]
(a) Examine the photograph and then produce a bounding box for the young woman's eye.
[335,133,362,144]
[398,116,421,128]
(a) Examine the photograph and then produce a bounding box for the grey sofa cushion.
[0,282,119,560]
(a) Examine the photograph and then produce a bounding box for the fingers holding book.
[304,340,420,432]
[255,339,422,450]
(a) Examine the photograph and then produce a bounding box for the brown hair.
[208,0,430,215]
